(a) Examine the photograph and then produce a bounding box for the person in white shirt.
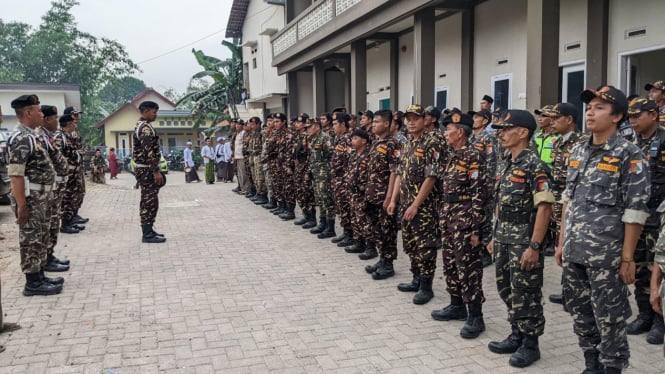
[183,141,200,183]
[234,121,250,193]
[201,137,215,184]
[214,137,228,182]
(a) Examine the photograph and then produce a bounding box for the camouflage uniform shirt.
[365,136,400,205]
[132,120,161,172]
[7,124,56,185]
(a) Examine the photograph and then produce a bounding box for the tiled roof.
[226,0,250,38]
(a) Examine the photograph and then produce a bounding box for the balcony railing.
[272,0,361,57]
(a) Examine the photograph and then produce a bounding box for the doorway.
[561,62,585,131]
[491,73,512,111]
[619,45,665,97]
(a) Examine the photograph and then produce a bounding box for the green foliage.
[99,76,147,115]
[0,0,139,145]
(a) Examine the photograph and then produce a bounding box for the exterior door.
[561,63,586,131]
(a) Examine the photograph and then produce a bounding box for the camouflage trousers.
[12,190,51,274]
[332,176,351,228]
[494,242,545,337]
[312,168,334,220]
[441,229,484,304]
[135,168,162,225]
[245,156,254,191]
[401,203,439,279]
[634,227,658,306]
[61,165,83,223]
[294,163,314,211]
[563,261,631,370]
[481,200,495,247]
[47,178,68,256]
[268,160,283,201]
[365,202,398,260]
[74,165,86,213]
[349,192,369,240]
[281,164,296,205]
[251,155,267,195]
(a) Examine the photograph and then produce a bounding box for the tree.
[99,76,147,115]
[0,0,139,145]
[177,39,243,127]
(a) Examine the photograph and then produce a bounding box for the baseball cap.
[546,102,579,123]
[468,109,492,122]
[580,85,628,119]
[405,104,424,117]
[628,97,658,115]
[491,110,538,131]
[64,106,82,115]
[645,81,665,92]
[534,104,554,116]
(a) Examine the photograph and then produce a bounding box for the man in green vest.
[531,105,559,169]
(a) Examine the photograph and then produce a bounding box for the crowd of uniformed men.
[6,80,665,371]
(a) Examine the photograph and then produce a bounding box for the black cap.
[64,106,83,115]
[11,94,40,109]
[492,106,506,118]
[332,112,350,123]
[351,129,371,142]
[491,110,538,131]
[580,85,628,119]
[628,97,658,115]
[481,95,494,104]
[468,109,492,122]
[297,113,309,122]
[424,106,441,120]
[546,102,579,123]
[645,81,665,92]
[358,110,373,118]
[237,119,246,125]
[273,112,287,122]
[405,104,424,117]
[41,105,58,117]
[59,114,74,125]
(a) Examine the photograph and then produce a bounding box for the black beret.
[482,95,494,104]
[273,112,287,122]
[297,113,310,122]
[11,94,40,109]
[59,114,74,125]
[351,129,371,142]
[41,105,58,117]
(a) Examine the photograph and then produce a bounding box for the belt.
[498,210,531,224]
[29,182,53,192]
[67,165,77,171]
[441,194,471,203]
[135,163,150,168]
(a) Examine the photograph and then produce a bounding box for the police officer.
[133,101,166,243]
[388,104,441,305]
[625,97,665,345]
[7,95,62,296]
[487,110,554,368]
[556,86,650,373]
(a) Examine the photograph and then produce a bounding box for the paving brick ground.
[0,171,662,373]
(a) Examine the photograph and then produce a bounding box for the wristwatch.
[529,241,542,251]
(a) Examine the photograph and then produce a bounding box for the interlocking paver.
[0,171,663,373]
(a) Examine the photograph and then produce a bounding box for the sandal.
[0,322,21,334]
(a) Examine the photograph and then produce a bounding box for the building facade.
[0,83,81,131]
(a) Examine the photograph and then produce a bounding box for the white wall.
[435,12,462,109]
[366,41,391,111]
[398,31,414,110]
[559,0,587,65]
[473,0,527,110]
[296,70,313,115]
[242,0,287,98]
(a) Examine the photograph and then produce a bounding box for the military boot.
[345,238,366,253]
[365,258,384,274]
[460,299,485,339]
[317,219,336,239]
[294,209,310,225]
[262,197,277,209]
[301,210,318,229]
[269,200,282,213]
[604,367,622,374]
[310,217,327,234]
[509,335,540,368]
[627,300,653,335]
[60,221,80,234]
[431,296,467,321]
[43,257,69,272]
[337,233,356,248]
[39,269,64,286]
[142,224,166,243]
[358,241,378,260]
[23,272,61,296]
[47,254,70,266]
[331,227,350,244]
[646,314,664,344]
[397,268,420,292]
[279,203,296,220]
[73,214,89,224]
[271,201,284,215]
[488,325,522,354]
[371,259,395,280]
[253,194,268,205]
[581,350,603,374]
[413,276,434,305]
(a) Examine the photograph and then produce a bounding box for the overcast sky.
[2,0,235,95]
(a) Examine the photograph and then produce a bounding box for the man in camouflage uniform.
[288,114,315,223]
[323,112,351,241]
[306,119,335,233]
[645,80,665,125]
[487,110,554,368]
[388,104,441,305]
[247,117,268,205]
[7,95,62,296]
[430,112,487,340]
[345,129,372,257]
[363,110,400,280]
[261,114,277,209]
[275,117,296,219]
[63,106,89,227]
[652,203,665,358]
[358,110,373,132]
[242,119,257,197]
[469,109,498,268]
[319,113,335,139]
[625,97,665,344]
[58,115,85,234]
[265,113,287,214]
[133,101,166,244]
[556,86,650,374]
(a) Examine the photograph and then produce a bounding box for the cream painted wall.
[608,0,665,87]
[559,0,587,65]
[243,0,287,98]
[473,0,528,110]
[0,92,67,131]
[398,32,414,110]
[366,41,391,111]
[435,13,462,109]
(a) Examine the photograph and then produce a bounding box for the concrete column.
[413,9,435,107]
[586,0,609,89]
[526,0,560,110]
[313,60,326,115]
[390,38,399,110]
[287,71,299,118]
[351,40,367,114]
[460,9,474,111]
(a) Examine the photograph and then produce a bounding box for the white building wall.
[559,0,587,65]
[296,70,313,115]
[366,41,391,111]
[473,0,527,110]
[434,12,462,109]
[398,32,414,109]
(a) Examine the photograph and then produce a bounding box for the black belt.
[441,194,471,203]
[498,210,531,224]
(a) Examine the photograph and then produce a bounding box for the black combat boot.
[60,221,80,234]
[365,258,384,274]
[488,325,522,354]
[72,224,85,231]
[345,238,366,253]
[317,219,336,239]
[253,194,268,205]
[271,201,284,215]
[73,214,89,224]
[509,335,540,368]
[627,299,653,335]
[310,217,327,234]
[413,277,434,305]
[397,268,420,292]
[460,299,485,339]
[358,241,378,260]
[301,210,317,229]
[331,227,350,244]
[23,272,61,296]
[604,367,622,374]
[431,295,467,321]
[39,269,64,286]
[294,209,310,225]
[279,203,296,220]
[337,232,356,247]
[47,254,70,266]
[142,224,166,243]
[647,314,664,344]
[43,257,69,272]
[581,350,603,374]
[372,259,395,280]
[262,197,277,209]
[245,190,256,198]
